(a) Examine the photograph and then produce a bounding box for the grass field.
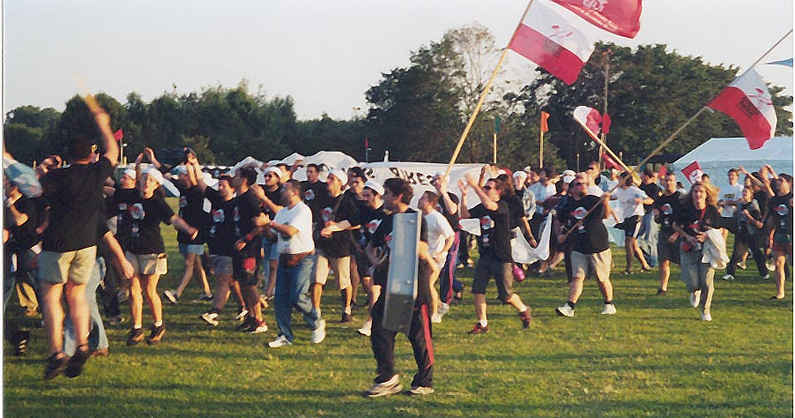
[4,213,793,417]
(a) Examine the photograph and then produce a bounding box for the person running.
[653,173,681,295]
[356,180,387,337]
[37,106,118,379]
[612,174,654,274]
[346,168,368,308]
[638,167,662,268]
[365,178,440,397]
[430,173,464,320]
[104,168,139,324]
[313,169,361,323]
[718,168,744,240]
[554,178,616,318]
[194,167,248,327]
[459,174,532,334]
[267,180,326,347]
[723,185,769,281]
[124,163,199,345]
[418,191,455,323]
[230,166,270,334]
[163,163,212,304]
[672,182,720,321]
[765,174,792,300]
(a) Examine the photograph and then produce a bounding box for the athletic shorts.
[179,243,205,256]
[125,252,168,276]
[312,250,351,289]
[570,249,612,283]
[233,254,260,287]
[38,247,97,285]
[210,254,234,276]
[354,249,371,278]
[622,215,642,238]
[657,231,680,264]
[471,253,513,302]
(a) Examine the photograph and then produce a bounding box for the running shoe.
[357,320,371,337]
[721,274,735,281]
[248,320,268,334]
[555,303,575,317]
[311,320,327,344]
[235,307,249,321]
[163,289,179,304]
[341,312,353,323]
[689,290,701,308]
[201,311,220,326]
[467,323,489,334]
[365,374,402,398]
[408,386,434,396]
[701,311,712,321]
[43,352,68,380]
[267,335,292,348]
[600,304,617,315]
[64,344,91,378]
[127,328,145,346]
[146,324,166,345]
[518,309,532,328]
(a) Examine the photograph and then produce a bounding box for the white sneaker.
[689,291,701,308]
[357,320,372,337]
[408,386,434,396]
[249,321,268,334]
[438,303,450,316]
[555,303,575,317]
[200,311,219,326]
[366,374,402,398]
[721,274,734,281]
[163,289,178,304]
[235,308,249,321]
[431,313,442,323]
[701,311,712,321]
[761,274,770,280]
[600,303,617,315]
[766,260,776,272]
[267,335,292,348]
[311,320,326,344]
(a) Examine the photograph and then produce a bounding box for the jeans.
[64,258,108,355]
[439,231,463,304]
[637,212,659,267]
[680,248,715,314]
[274,255,320,342]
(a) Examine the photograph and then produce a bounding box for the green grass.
[4,211,793,417]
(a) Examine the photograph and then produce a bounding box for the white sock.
[154,321,163,327]
[479,319,488,327]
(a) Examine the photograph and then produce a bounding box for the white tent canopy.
[670,137,793,193]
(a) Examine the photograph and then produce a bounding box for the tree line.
[4,25,792,170]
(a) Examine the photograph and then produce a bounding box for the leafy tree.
[3,105,60,163]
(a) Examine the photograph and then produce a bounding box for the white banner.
[512,213,552,264]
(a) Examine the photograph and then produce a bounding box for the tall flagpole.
[636,29,792,169]
[599,49,610,170]
[539,116,544,168]
[444,0,536,177]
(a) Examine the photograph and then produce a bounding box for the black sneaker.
[64,344,91,378]
[146,324,166,345]
[237,316,255,332]
[13,330,29,356]
[518,309,532,329]
[656,288,667,296]
[43,352,68,380]
[341,312,353,323]
[127,328,145,346]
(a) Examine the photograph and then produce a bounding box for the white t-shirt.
[533,182,556,214]
[611,186,648,220]
[273,201,314,255]
[720,183,744,217]
[424,210,454,260]
[587,184,604,197]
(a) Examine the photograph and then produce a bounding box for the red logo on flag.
[681,161,703,184]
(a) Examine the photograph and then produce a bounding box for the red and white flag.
[681,161,703,184]
[509,0,596,85]
[707,68,777,150]
[550,0,642,39]
[573,106,603,135]
[603,153,621,170]
[113,129,124,142]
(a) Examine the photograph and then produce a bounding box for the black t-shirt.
[767,193,793,239]
[674,202,720,239]
[5,197,40,251]
[177,185,208,244]
[316,192,361,257]
[107,188,139,248]
[371,208,428,289]
[559,195,609,254]
[41,157,114,252]
[438,192,461,231]
[641,183,662,213]
[301,180,330,226]
[263,185,287,219]
[127,194,175,254]
[468,200,512,262]
[754,191,770,219]
[505,194,525,229]
[359,204,387,247]
[734,199,762,237]
[204,188,238,257]
[654,192,681,234]
[349,192,370,245]
[234,188,264,258]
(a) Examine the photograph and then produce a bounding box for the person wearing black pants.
[365,178,440,398]
[432,173,463,313]
[724,186,768,281]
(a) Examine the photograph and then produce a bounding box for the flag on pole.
[550,0,642,39]
[508,0,596,85]
[681,161,704,184]
[603,153,621,170]
[766,58,793,67]
[540,111,550,132]
[658,164,668,178]
[113,129,124,141]
[573,106,603,135]
[364,137,369,149]
[495,116,502,133]
[601,113,611,134]
[707,68,777,150]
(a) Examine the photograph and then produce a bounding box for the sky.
[3,0,793,121]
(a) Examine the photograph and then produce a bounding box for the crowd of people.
[3,108,792,397]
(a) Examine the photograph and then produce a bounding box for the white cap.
[122,169,136,180]
[513,171,528,184]
[562,169,576,177]
[327,168,348,185]
[562,175,575,185]
[364,180,385,196]
[263,166,281,178]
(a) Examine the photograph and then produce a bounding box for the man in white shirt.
[611,175,654,274]
[418,191,455,323]
[267,180,326,348]
[718,168,744,239]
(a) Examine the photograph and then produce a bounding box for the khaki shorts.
[210,255,234,276]
[570,249,612,283]
[126,252,168,276]
[38,247,97,285]
[313,251,351,289]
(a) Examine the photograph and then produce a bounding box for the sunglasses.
[483,186,493,191]
[573,182,584,186]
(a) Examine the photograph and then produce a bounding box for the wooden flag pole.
[539,127,544,168]
[576,119,636,180]
[493,131,497,164]
[444,0,536,177]
[636,29,792,170]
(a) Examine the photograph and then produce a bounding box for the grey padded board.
[382,211,421,334]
